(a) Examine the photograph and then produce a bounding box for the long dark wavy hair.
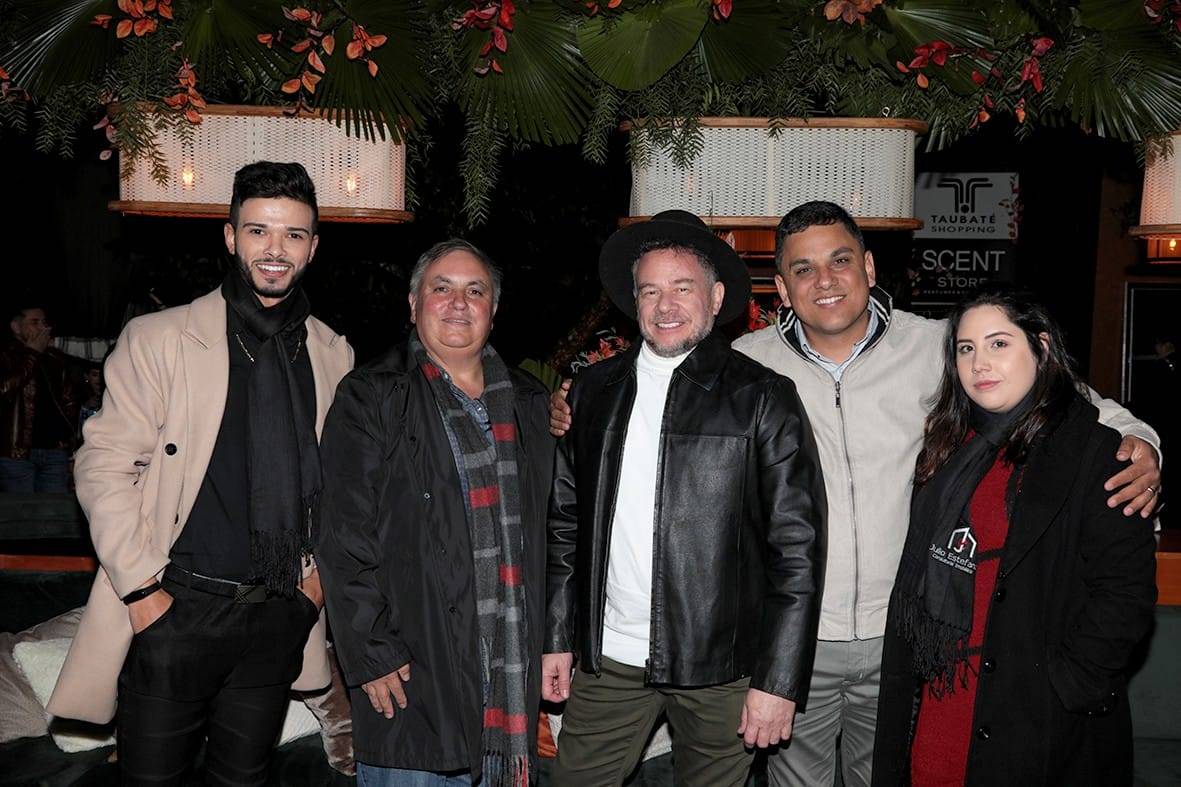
[915,286,1085,483]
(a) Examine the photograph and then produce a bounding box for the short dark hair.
[775,201,866,270]
[409,239,503,308]
[229,161,319,233]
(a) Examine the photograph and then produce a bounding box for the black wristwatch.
[121,581,163,605]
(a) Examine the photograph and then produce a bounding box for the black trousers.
[117,569,320,786]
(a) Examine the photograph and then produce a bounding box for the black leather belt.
[163,563,269,604]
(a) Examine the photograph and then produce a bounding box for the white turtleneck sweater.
[600,341,689,667]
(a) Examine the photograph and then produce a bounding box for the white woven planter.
[626,118,927,229]
[1131,130,1181,240]
[111,105,410,223]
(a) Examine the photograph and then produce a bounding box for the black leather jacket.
[545,332,827,700]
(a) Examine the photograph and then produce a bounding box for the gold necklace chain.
[234,332,302,364]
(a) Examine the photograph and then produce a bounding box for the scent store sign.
[912,172,1019,306]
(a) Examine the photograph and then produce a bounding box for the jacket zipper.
[834,378,860,639]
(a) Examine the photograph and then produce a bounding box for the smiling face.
[409,249,496,363]
[223,197,319,307]
[955,304,1045,413]
[633,247,724,358]
[775,223,876,358]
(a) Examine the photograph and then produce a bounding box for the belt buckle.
[234,583,268,604]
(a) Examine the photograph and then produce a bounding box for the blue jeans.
[356,763,473,787]
[0,448,70,492]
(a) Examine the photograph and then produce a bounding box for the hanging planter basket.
[109,105,412,224]
[624,117,928,230]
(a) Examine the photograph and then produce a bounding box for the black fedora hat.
[599,210,751,324]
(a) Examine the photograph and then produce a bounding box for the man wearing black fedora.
[541,210,828,786]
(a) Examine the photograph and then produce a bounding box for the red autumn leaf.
[492,28,507,52]
[346,40,364,60]
[983,93,994,109]
[162,92,188,107]
[491,58,503,74]
[367,59,378,78]
[1032,70,1043,93]
[281,77,301,93]
[308,50,325,73]
[105,124,117,143]
[1030,37,1054,57]
[322,34,335,55]
[117,0,133,15]
[1015,100,1026,124]
[931,48,948,66]
[990,66,1003,79]
[909,53,928,69]
[145,0,157,12]
[91,14,113,28]
[257,33,274,47]
[292,38,312,53]
[367,34,388,49]
[977,109,990,124]
[499,6,514,29]
[480,40,493,57]
[311,11,322,29]
[916,72,929,89]
[188,92,206,109]
[474,64,490,76]
[133,18,154,36]
[289,7,312,23]
[823,0,844,20]
[116,19,134,38]
[133,0,146,18]
[93,116,110,129]
[301,70,321,92]
[184,107,202,124]
[895,61,910,73]
[158,2,173,20]
[99,149,113,161]
[282,6,297,21]
[607,0,622,6]
[971,69,985,85]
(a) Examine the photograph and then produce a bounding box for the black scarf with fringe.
[221,271,319,596]
[892,394,1034,694]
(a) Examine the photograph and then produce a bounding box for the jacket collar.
[775,285,893,359]
[605,331,731,391]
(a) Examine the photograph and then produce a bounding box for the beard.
[640,317,715,358]
[235,251,309,302]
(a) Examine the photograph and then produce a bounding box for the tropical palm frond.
[310,0,432,142]
[179,0,293,92]
[577,0,708,91]
[696,0,795,84]
[457,1,590,146]
[2,0,122,97]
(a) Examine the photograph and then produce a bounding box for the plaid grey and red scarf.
[411,333,531,787]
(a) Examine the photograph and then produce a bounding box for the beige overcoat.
[47,288,353,723]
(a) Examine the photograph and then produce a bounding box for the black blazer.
[315,342,554,777]
[872,395,1157,787]
[546,331,827,700]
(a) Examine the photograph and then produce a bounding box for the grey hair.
[409,239,503,308]
[630,240,717,297]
